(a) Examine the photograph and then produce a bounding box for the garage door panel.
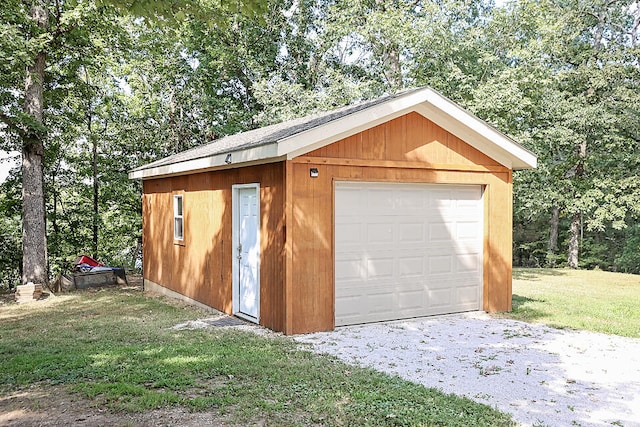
[335,296,364,322]
[335,223,362,245]
[457,222,481,240]
[456,254,481,272]
[398,290,425,310]
[456,286,481,304]
[366,223,394,243]
[335,256,362,281]
[366,257,394,279]
[429,222,455,241]
[368,189,395,210]
[428,272,481,286]
[428,289,453,308]
[368,293,395,315]
[397,189,427,209]
[399,223,426,243]
[428,255,453,274]
[430,190,454,208]
[335,182,483,326]
[456,195,482,208]
[399,256,425,277]
[335,187,364,210]
[425,276,464,289]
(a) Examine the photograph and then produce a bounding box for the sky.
[0,151,19,183]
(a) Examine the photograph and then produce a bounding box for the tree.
[1,0,269,286]
[473,0,640,269]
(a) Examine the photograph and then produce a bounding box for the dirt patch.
[0,385,238,427]
[0,273,144,307]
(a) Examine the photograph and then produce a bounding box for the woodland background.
[1,0,639,289]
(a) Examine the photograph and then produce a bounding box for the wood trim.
[130,147,284,180]
[506,171,513,310]
[330,173,498,186]
[278,90,433,159]
[172,190,186,246]
[231,183,261,323]
[483,184,490,311]
[292,156,509,173]
[330,178,336,329]
[284,160,294,335]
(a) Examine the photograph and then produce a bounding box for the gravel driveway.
[295,312,640,427]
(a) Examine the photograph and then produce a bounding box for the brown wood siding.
[142,111,514,335]
[142,163,286,332]
[306,112,502,167]
[287,112,512,334]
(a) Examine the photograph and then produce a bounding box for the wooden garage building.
[130,87,536,335]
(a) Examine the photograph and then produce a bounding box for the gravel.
[295,312,640,427]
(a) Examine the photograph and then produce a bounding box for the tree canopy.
[1,0,639,289]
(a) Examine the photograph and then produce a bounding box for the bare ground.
[0,385,237,427]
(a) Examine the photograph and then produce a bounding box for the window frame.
[173,194,184,242]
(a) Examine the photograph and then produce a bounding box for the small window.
[174,195,184,241]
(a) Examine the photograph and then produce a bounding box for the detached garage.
[130,87,536,335]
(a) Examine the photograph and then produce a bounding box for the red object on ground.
[74,255,103,268]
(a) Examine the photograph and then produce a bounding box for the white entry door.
[335,182,483,326]
[232,184,260,322]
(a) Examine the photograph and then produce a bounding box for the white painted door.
[334,182,483,326]
[235,186,260,321]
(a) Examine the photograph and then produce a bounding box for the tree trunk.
[132,236,142,268]
[51,166,59,243]
[374,0,402,91]
[566,4,605,270]
[91,134,99,259]
[382,44,402,91]
[547,205,559,266]
[21,4,49,286]
[567,138,587,269]
[568,211,580,268]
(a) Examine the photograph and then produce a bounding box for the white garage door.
[335,182,483,326]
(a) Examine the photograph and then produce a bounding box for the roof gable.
[129,87,536,180]
[305,112,503,168]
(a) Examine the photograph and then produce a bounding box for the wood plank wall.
[286,112,513,334]
[142,163,286,332]
[142,112,515,335]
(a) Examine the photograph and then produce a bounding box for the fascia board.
[417,91,537,169]
[128,143,281,180]
[277,89,432,159]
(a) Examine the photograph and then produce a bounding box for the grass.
[0,287,514,426]
[507,268,640,338]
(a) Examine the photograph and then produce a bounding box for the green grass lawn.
[0,287,513,426]
[508,268,640,338]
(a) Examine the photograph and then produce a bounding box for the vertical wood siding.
[142,163,286,332]
[287,112,512,334]
[142,112,514,335]
[306,112,502,167]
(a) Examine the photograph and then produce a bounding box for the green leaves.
[480,0,640,268]
[1,0,639,276]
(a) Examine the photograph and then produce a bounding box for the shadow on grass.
[508,294,548,322]
[513,268,569,281]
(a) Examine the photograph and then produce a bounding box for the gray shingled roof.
[132,89,423,172]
